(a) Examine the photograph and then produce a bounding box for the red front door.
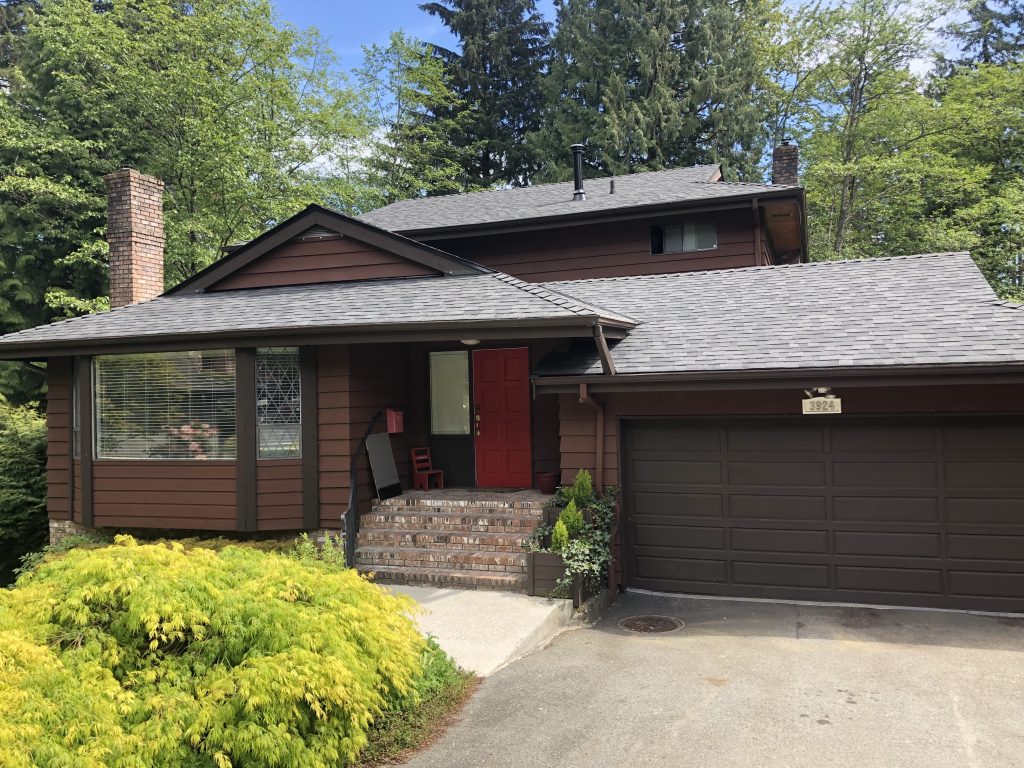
[473,347,532,488]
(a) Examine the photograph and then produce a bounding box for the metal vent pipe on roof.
[571,144,586,201]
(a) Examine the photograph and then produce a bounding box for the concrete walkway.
[404,592,1024,768]
[390,585,573,676]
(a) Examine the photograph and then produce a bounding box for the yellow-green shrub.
[0,536,426,767]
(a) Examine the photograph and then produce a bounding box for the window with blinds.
[650,219,718,254]
[93,350,237,460]
[256,347,301,459]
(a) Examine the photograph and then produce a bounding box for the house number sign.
[802,396,842,415]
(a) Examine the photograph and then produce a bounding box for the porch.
[354,489,552,591]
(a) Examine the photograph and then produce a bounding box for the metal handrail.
[344,410,383,567]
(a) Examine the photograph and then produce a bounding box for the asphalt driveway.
[405,592,1024,768]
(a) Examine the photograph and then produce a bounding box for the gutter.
[398,188,804,241]
[534,363,1024,393]
[578,383,605,493]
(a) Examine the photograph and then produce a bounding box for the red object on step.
[410,447,444,490]
[386,407,404,434]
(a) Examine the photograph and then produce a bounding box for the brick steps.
[364,564,527,592]
[360,510,543,534]
[354,492,548,592]
[357,528,535,552]
[355,546,527,572]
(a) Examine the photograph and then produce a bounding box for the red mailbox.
[386,407,404,434]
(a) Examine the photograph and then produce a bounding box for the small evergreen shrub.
[558,499,585,540]
[550,519,569,553]
[0,536,429,767]
[568,469,594,507]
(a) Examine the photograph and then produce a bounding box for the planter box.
[526,550,588,607]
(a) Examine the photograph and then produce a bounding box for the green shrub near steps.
[0,536,430,768]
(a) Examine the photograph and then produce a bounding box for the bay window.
[93,350,237,460]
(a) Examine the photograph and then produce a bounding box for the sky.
[274,0,556,71]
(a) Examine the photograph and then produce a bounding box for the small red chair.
[411,447,444,490]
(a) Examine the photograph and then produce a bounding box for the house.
[3,146,1024,613]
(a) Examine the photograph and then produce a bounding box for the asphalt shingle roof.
[358,165,791,234]
[0,272,635,354]
[537,252,1024,376]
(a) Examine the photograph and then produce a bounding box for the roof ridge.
[542,252,975,287]
[358,164,724,210]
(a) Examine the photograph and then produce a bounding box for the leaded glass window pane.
[256,347,301,459]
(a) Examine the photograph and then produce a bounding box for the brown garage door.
[624,419,1024,612]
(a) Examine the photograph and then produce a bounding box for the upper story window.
[94,350,236,460]
[651,220,717,255]
[256,347,301,459]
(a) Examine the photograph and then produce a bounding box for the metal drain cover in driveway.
[618,615,684,633]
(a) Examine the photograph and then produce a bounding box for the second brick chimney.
[771,141,799,187]
[104,168,165,307]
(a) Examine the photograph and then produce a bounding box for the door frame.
[426,344,535,489]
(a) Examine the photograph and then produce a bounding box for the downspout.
[578,382,604,493]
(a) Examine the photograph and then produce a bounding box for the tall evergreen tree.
[944,0,1023,68]
[357,32,476,204]
[420,0,550,187]
[534,0,775,181]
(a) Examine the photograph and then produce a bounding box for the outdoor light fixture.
[460,339,481,346]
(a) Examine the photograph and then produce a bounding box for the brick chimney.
[103,168,165,307]
[771,141,799,187]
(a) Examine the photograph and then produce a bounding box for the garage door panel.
[633,525,725,550]
[634,460,721,485]
[947,498,1024,524]
[833,497,939,523]
[635,556,726,584]
[832,461,938,488]
[946,462,1024,489]
[948,534,1024,561]
[834,531,941,558]
[732,561,830,589]
[835,566,943,594]
[831,426,937,453]
[727,428,824,452]
[729,461,826,487]
[630,427,720,452]
[945,426,1024,455]
[631,491,723,518]
[731,527,828,554]
[626,419,1024,612]
[949,570,1024,598]
[729,494,827,520]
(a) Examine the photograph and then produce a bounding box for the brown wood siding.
[91,461,238,529]
[256,459,303,531]
[425,210,757,282]
[46,360,72,521]
[317,345,351,529]
[529,342,561,476]
[73,460,82,521]
[559,385,1024,488]
[212,236,437,291]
